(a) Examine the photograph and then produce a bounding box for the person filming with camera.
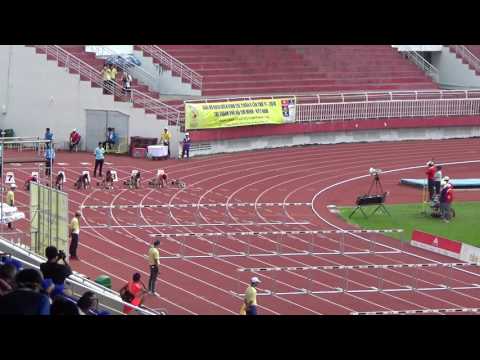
[40,246,73,297]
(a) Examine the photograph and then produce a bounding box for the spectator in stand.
[77,291,99,315]
[122,272,148,315]
[434,165,443,196]
[41,278,55,302]
[160,127,172,158]
[94,142,105,178]
[101,64,112,94]
[45,145,55,176]
[181,132,192,159]
[440,177,454,223]
[104,127,117,150]
[6,184,16,230]
[40,246,72,296]
[122,70,132,98]
[425,161,436,201]
[69,211,82,260]
[110,64,118,93]
[51,296,80,315]
[0,263,17,296]
[69,129,81,152]
[0,268,50,315]
[244,276,261,316]
[147,240,161,295]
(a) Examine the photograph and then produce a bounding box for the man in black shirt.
[40,246,72,288]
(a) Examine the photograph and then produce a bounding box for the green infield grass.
[338,201,480,247]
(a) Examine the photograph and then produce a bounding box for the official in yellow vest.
[69,211,81,260]
[6,184,16,229]
[244,276,261,315]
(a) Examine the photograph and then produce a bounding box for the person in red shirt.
[425,161,436,201]
[439,177,454,222]
[69,129,81,152]
[122,272,147,315]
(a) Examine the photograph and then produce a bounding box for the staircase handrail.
[34,45,183,126]
[136,45,203,90]
[399,45,439,82]
[87,45,160,88]
[450,45,480,73]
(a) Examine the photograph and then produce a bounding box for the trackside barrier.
[185,89,480,124]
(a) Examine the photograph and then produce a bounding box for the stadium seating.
[144,45,437,96]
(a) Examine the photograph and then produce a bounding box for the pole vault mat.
[400,179,480,189]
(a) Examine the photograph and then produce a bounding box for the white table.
[147,145,168,158]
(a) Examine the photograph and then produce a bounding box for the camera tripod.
[367,174,384,196]
[349,173,390,219]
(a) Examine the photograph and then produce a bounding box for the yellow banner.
[185,98,296,130]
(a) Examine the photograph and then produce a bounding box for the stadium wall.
[188,118,480,157]
[0,45,177,154]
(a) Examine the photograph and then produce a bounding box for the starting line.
[238,262,477,272]
[351,307,480,315]
[150,229,404,238]
[80,202,313,209]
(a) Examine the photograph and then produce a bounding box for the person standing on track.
[6,184,16,229]
[69,211,82,260]
[425,161,436,201]
[147,240,160,295]
[181,132,192,159]
[160,127,172,158]
[93,142,105,178]
[244,277,261,315]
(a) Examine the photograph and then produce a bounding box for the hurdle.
[351,307,480,315]
[231,261,480,297]
[80,202,312,229]
[146,229,405,260]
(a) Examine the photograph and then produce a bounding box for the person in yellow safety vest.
[6,184,16,229]
[68,211,82,260]
[101,64,112,94]
[160,127,172,158]
[244,276,261,315]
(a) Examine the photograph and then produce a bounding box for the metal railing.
[398,46,439,82]
[135,45,203,90]
[184,89,480,124]
[87,45,160,89]
[295,97,480,122]
[449,45,480,73]
[33,45,183,126]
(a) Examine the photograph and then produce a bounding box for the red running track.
[2,138,480,315]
